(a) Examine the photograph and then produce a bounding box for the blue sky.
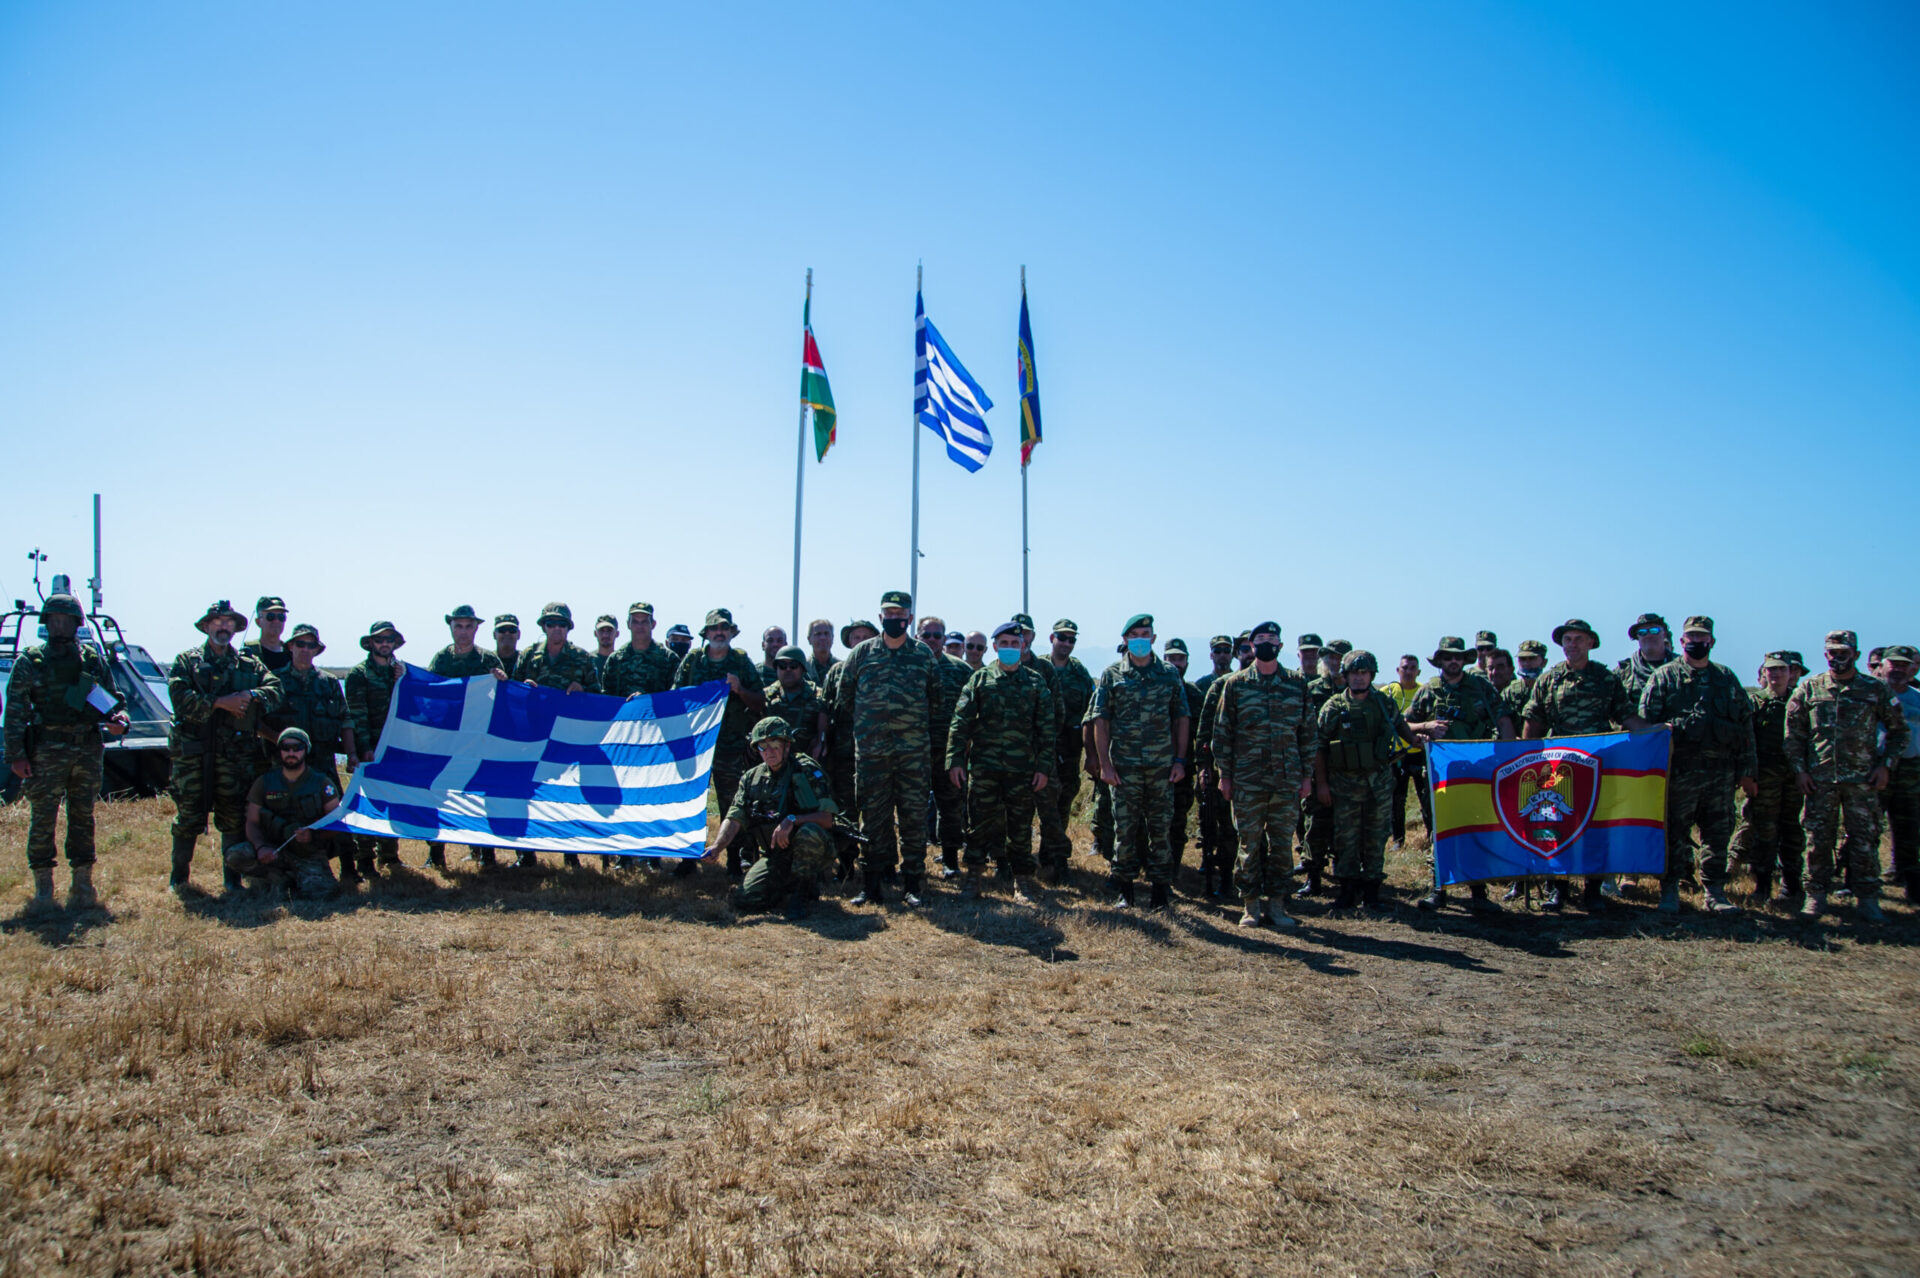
[2,2,1914,676]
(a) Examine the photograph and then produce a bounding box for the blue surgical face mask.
[1126,637,1153,659]
[996,645,1022,667]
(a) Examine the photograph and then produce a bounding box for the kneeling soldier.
[716,718,839,918]
[227,728,345,898]
[1315,650,1422,910]
[946,621,1054,901]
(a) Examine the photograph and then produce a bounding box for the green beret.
[1121,613,1153,636]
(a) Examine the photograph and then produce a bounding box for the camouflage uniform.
[4,631,113,871]
[819,659,860,872]
[761,676,827,752]
[1044,651,1096,875]
[422,643,501,864]
[169,639,282,871]
[231,765,344,897]
[1196,673,1239,875]
[929,650,976,869]
[268,664,351,790]
[344,654,407,864]
[947,660,1054,877]
[516,643,602,692]
[1730,682,1805,890]
[726,750,838,910]
[1639,657,1756,891]
[1300,671,1346,883]
[600,641,678,699]
[1785,662,1907,898]
[833,634,939,882]
[1521,650,1636,900]
[1317,687,1405,886]
[674,645,764,835]
[807,652,840,685]
[1407,669,1509,887]
[1169,656,1203,870]
[1091,654,1190,888]
[1211,665,1316,900]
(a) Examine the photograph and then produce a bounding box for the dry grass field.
[1,796,1916,1277]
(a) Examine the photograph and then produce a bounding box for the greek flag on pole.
[311,666,726,857]
[915,290,994,471]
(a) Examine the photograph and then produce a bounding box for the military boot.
[357,855,379,880]
[1239,894,1263,927]
[900,874,924,908]
[1704,883,1740,915]
[1416,887,1447,911]
[1268,897,1298,929]
[336,854,362,886]
[27,868,57,916]
[1361,879,1389,911]
[850,872,883,907]
[563,853,583,870]
[940,849,961,880]
[783,886,810,920]
[1148,882,1170,911]
[169,835,197,895]
[1581,878,1608,914]
[1751,871,1772,902]
[1468,883,1499,913]
[963,869,985,899]
[426,845,448,871]
[1330,879,1360,910]
[1658,881,1682,914]
[1856,893,1886,923]
[67,863,96,911]
[1540,881,1564,912]
[1110,877,1136,909]
[1800,891,1825,919]
[1011,876,1036,904]
[1293,865,1323,901]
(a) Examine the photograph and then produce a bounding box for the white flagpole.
[791,268,811,639]
[911,262,922,605]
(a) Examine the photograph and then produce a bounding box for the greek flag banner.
[311,666,726,857]
[915,289,994,471]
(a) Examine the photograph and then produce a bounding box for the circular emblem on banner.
[1494,746,1600,859]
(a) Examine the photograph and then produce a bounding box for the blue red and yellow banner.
[1429,730,1670,885]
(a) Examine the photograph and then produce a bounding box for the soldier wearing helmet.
[710,717,839,918]
[1313,649,1421,911]
[228,727,346,899]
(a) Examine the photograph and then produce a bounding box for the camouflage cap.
[195,600,249,633]
[1431,635,1471,663]
[1681,615,1714,636]
[1326,638,1353,657]
[1517,639,1548,659]
[594,614,618,631]
[1121,613,1154,636]
[1011,613,1036,632]
[538,602,574,628]
[222,840,261,872]
[1628,612,1670,639]
[289,622,325,654]
[1165,638,1189,655]
[1341,649,1378,675]
[627,601,654,617]
[880,590,913,611]
[1473,630,1498,648]
[840,619,878,648]
[276,726,312,750]
[1760,651,1792,670]
[444,604,481,624]
[493,613,520,634]
[1236,631,1253,646]
[1783,649,1806,672]
[1824,629,1858,651]
[775,645,807,664]
[41,593,84,620]
[1051,618,1077,635]
[1550,618,1600,646]
[748,716,793,745]
[359,620,405,650]
[1209,634,1234,652]
[1249,620,1281,639]
[255,595,287,615]
[701,608,736,635]
[1884,644,1920,665]
[1297,633,1324,649]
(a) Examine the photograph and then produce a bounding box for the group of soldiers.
[6,591,1915,929]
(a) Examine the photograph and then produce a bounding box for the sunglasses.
[965,642,986,651]
[263,611,288,621]
[1634,626,1665,637]
[290,640,319,650]
[775,661,802,670]
[1053,634,1076,644]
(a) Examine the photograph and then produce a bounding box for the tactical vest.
[1751,693,1790,768]
[1671,670,1747,752]
[257,768,335,845]
[745,758,827,850]
[1325,694,1396,774]
[1426,677,1497,740]
[276,670,347,752]
[22,644,110,729]
[171,647,272,755]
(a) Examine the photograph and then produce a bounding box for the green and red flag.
[801,296,836,461]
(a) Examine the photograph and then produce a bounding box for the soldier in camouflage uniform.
[4,593,130,913]
[227,727,345,899]
[715,718,838,918]
[242,596,294,674]
[1638,617,1758,915]
[756,626,789,687]
[820,619,878,879]
[1210,621,1314,927]
[601,602,679,701]
[1315,650,1419,911]
[947,621,1054,899]
[1192,635,1235,892]
[1521,619,1646,912]
[1407,637,1515,912]
[492,614,522,675]
[345,620,408,875]
[1009,614,1073,879]
[834,591,940,907]
[1496,639,1552,902]
[424,607,506,870]
[761,646,828,758]
[919,616,974,878]
[804,619,839,685]
[1091,614,1191,910]
[1473,630,1499,681]
[265,624,359,877]
[1163,639,1202,877]
[1041,619,1095,883]
[1880,645,1920,901]
[591,615,620,684]
[168,600,283,895]
[1297,638,1352,896]
[1785,629,1908,920]
[674,607,766,877]
[1616,613,1676,708]
[1730,651,1807,901]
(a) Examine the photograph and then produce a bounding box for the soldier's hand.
[1316,781,1332,807]
[1032,772,1047,792]
[492,669,509,682]
[1795,772,1814,796]
[773,817,793,849]
[1169,761,1186,784]
[294,829,312,843]
[106,715,129,737]
[1218,776,1233,802]
[726,674,744,695]
[1297,776,1313,800]
[8,761,29,780]
[1738,775,1759,799]
[1870,766,1891,792]
[214,691,253,714]
[948,767,966,789]
[1083,754,1100,779]
[1100,763,1120,787]
[565,681,583,693]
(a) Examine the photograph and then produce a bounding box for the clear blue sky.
[2,2,1914,677]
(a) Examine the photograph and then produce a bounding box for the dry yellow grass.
[1,797,1917,1276]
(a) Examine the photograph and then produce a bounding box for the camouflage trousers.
[856,751,930,878]
[223,836,342,897]
[170,747,256,845]
[1886,758,1920,887]
[1111,766,1174,886]
[827,747,860,868]
[1392,752,1432,844]
[1090,777,1114,859]
[1304,790,1336,872]
[963,769,1039,877]
[1202,776,1238,869]
[1804,781,1883,895]
[1663,760,1738,887]
[735,824,835,910]
[23,728,103,871]
[1229,779,1301,899]
[1036,741,1077,869]
[1730,764,1804,884]
[927,742,965,858]
[1168,773,1196,869]
[1329,767,1393,882]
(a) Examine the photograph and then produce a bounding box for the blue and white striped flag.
[915,290,994,471]
[311,666,726,857]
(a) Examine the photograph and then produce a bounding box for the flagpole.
[911,262,922,605]
[791,268,811,640]
[1020,265,1030,616]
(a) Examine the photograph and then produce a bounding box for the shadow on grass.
[1,903,117,946]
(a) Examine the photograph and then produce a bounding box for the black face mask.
[1682,640,1711,661]
[1253,641,1280,662]
[881,617,910,639]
